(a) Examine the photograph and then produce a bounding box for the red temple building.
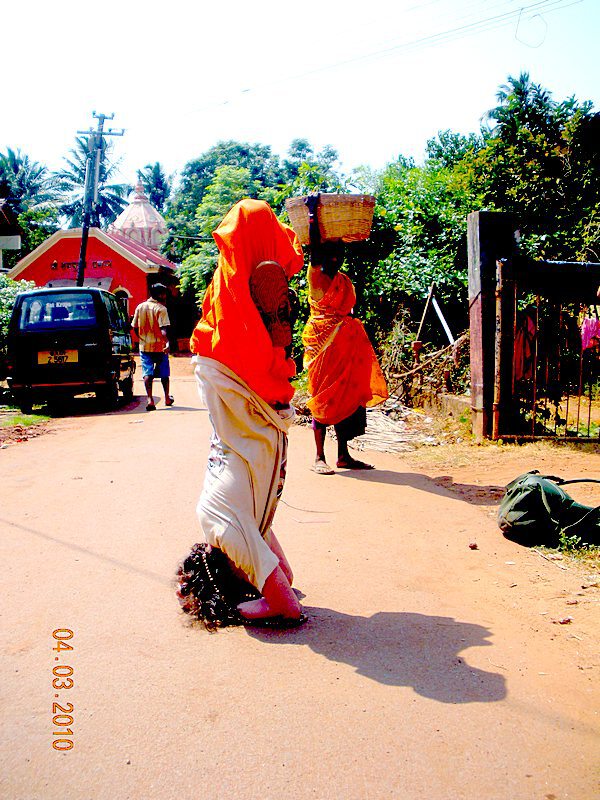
[7,183,177,318]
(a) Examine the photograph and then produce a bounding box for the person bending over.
[176,199,305,630]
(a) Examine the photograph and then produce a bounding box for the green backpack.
[497,470,600,548]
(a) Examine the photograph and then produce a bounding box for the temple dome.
[108,182,167,252]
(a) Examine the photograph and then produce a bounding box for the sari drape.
[302,271,388,426]
[194,357,293,590]
[190,199,304,407]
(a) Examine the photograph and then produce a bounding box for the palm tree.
[53,137,129,228]
[0,148,56,214]
[483,72,560,144]
[137,162,172,212]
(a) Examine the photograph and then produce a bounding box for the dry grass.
[404,436,600,472]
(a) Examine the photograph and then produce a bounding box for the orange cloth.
[302,271,388,425]
[190,199,304,406]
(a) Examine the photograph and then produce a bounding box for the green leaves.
[0,275,35,356]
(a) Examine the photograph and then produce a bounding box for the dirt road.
[1,357,599,800]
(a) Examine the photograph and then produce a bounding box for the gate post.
[467,212,516,439]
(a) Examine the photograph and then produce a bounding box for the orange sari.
[190,199,304,407]
[302,271,388,426]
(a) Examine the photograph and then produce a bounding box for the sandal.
[240,613,307,630]
[336,457,374,470]
[311,459,335,475]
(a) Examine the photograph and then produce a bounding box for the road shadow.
[40,395,199,418]
[335,469,506,507]
[430,476,506,506]
[244,607,506,703]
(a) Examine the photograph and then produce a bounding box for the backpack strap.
[561,504,600,542]
[559,479,600,487]
[536,474,600,487]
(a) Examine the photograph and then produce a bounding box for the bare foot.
[336,457,375,470]
[312,458,335,475]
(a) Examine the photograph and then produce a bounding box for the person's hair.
[175,543,260,631]
[149,283,167,300]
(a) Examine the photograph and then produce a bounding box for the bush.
[0,275,35,357]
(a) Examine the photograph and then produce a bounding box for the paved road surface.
[1,358,598,800]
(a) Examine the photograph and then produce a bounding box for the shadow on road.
[430,476,506,506]
[39,395,200,418]
[245,607,507,703]
[336,468,505,508]
[0,517,170,586]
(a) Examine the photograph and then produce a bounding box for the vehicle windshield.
[18,292,97,330]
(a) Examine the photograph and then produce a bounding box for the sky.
[2,0,599,188]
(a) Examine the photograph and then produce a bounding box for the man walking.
[132,283,174,411]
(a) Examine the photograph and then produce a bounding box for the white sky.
[2,0,598,187]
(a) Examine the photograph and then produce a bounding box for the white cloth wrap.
[193,356,294,591]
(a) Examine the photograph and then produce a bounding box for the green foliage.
[0,148,56,215]
[177,165,267,302]
[469,72,600,261]
[1,412,50,427]
[554,521,599,562]
[137,162,172,212]
[165,140,285,262]
[1,206,61,273]
[0,148,61,270]
[278,140,347,199]
[425,129,485,168]
[1,74,598,369]
[372,152,483,337]
[167,139,347,266]
[53,137,129,227]
[0,275,35,356]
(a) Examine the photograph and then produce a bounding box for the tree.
[165,141,285,262]
[0,149,60,270]
[0,275,35,358]
[278,140,347,199]
[484,72,561,143]
[472,73,599,260]
[0,148,56,214]
[177,165,267,302]
[425,130,484,169]
[373,155,482,334]
[53,137,129,228]
[137,162,172,212]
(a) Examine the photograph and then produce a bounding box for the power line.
[76,112,124,286]
[190,0,581,115]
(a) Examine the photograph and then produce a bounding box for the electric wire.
[189,0,581,115]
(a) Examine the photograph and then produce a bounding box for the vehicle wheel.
[121,376,134,402]
[15,393,33,414]
[46,396,70,416]
[96,380,119,410]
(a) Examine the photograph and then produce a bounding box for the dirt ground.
[1,355,599,800]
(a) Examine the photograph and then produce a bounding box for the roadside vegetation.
[1,71,598,358]
[1,72,598,555]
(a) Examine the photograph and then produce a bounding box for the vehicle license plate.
[38,349,78,365]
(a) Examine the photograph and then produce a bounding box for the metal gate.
[468,211,600,441]
[499,283,599,440]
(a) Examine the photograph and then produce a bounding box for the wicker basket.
[285,194,376,245]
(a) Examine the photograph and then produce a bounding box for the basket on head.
[285,194,376,245]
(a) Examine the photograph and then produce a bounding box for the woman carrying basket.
[302,194,388,475]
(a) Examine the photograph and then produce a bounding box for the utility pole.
[76,112,124,287]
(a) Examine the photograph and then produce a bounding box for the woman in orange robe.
[177,199,306,629]
[302,196,388,474]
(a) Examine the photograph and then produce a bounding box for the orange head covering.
[190,199,304,406]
